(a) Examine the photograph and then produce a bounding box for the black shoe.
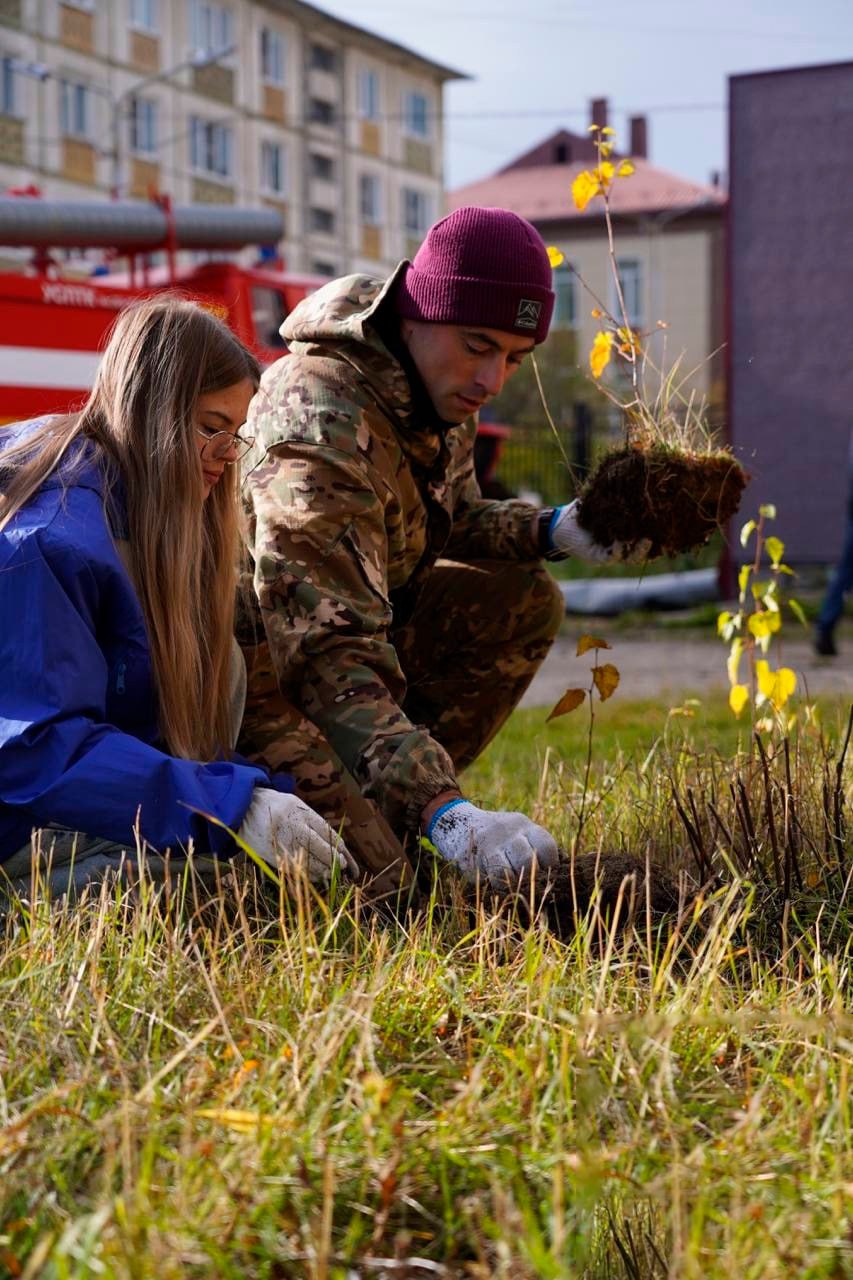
[814,629,837,657]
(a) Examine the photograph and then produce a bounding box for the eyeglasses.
[196,426,256,464]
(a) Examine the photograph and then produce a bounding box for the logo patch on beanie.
[515,298,542,330]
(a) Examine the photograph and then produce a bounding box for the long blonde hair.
[0,295,260,762]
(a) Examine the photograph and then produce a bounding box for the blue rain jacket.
[0,421,290,861]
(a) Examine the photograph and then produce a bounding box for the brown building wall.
[729,62,853,561]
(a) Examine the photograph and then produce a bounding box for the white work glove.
[426,799,560,888]
[237,787,358,887]
[548,500,651,565]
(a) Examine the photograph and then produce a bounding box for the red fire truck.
[0,192,321,424]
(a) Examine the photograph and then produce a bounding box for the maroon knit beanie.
[396,205,555,344]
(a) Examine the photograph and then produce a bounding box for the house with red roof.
[448,100,727,409]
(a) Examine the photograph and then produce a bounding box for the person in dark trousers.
[815,429,853,657]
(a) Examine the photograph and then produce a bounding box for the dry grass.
[1,699,852,1279]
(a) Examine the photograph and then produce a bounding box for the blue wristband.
[547,505,564,551]
[425,797,468,842]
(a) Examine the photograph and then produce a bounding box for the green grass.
[1,695,852,1278]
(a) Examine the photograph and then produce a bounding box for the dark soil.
[577,444,749,558]
[513,851,688,941]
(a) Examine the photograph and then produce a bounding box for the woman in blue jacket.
[0,295,351,898]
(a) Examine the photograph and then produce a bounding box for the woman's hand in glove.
[427,799,560,889]
[238,787,358,886]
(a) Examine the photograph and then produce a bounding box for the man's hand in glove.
[425,798,560,889]
[238,787,358,887]
[547,499,651,564]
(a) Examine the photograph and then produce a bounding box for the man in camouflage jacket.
[239,207,621,896]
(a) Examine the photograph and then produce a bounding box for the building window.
[260,139,286,194]
[614,258,643,328]
[553,263,575,328]
[403,187,430,235]
[358,69,379,121]
[309,98,335,126]
[189,116,232,178]
[403,91,429,138]
[359,173,381,225]
[128,96,158,155]
[309,151,334,180]
[310,44,336,72]
[1,56,17,117]
[130,0,158,32]
[260,27,285,84]
[190,0,233,58]
[60,80,92,139]
[310,207,335,235]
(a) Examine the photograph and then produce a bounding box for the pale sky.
[315,0,853,191]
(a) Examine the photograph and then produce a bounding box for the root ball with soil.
[577,443,749,559]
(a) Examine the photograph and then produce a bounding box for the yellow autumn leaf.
[577,634,612,656]
[617,161,635,177]
[756,661,796,709]
[727,636,744,686]
[196,1108,266,1133]
[597,160,615,185]
[738,564,751,600]
[765,535,785,566]
[572,169,600,211]
[546,687,586,722]
[600,126,615,136]
[547,245,565,268]
[591,307,603,318]
[729,684,749,717]
[747,611,781,639]
[599,142,614,158]
[590,330,613,379]
[593,663,620,701]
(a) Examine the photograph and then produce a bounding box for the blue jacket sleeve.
[0,520,269,857]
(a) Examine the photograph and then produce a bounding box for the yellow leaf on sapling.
[590,331,613,379]
[729,684,749,717]
[577,634,612,656]
[572,170,600,211]
[727,636,744,685]
[740,519,757,548]
[546,688,586,722]
[756,661,796,709]
[765,535,785,566]
[547,245,565,268]
[617,161,635,177]
[593,663,620,701]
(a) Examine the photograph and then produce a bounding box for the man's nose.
[474,355,506,397]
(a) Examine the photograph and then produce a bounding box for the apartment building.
[0,0,464,273]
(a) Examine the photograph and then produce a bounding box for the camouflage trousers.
[239,558,563,893]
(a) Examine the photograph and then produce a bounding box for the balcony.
[0,115,24,165]
[59,3,95,54]
[129,156,160,199]
[404,138,433,176]
[192,176,235,204]
[0,0,22,27]
[129,30,160,75]
[262,84,287,124]
[192,62,235,105]
[62,137,97,186]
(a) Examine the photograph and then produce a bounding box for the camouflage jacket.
[242,264,542,834]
